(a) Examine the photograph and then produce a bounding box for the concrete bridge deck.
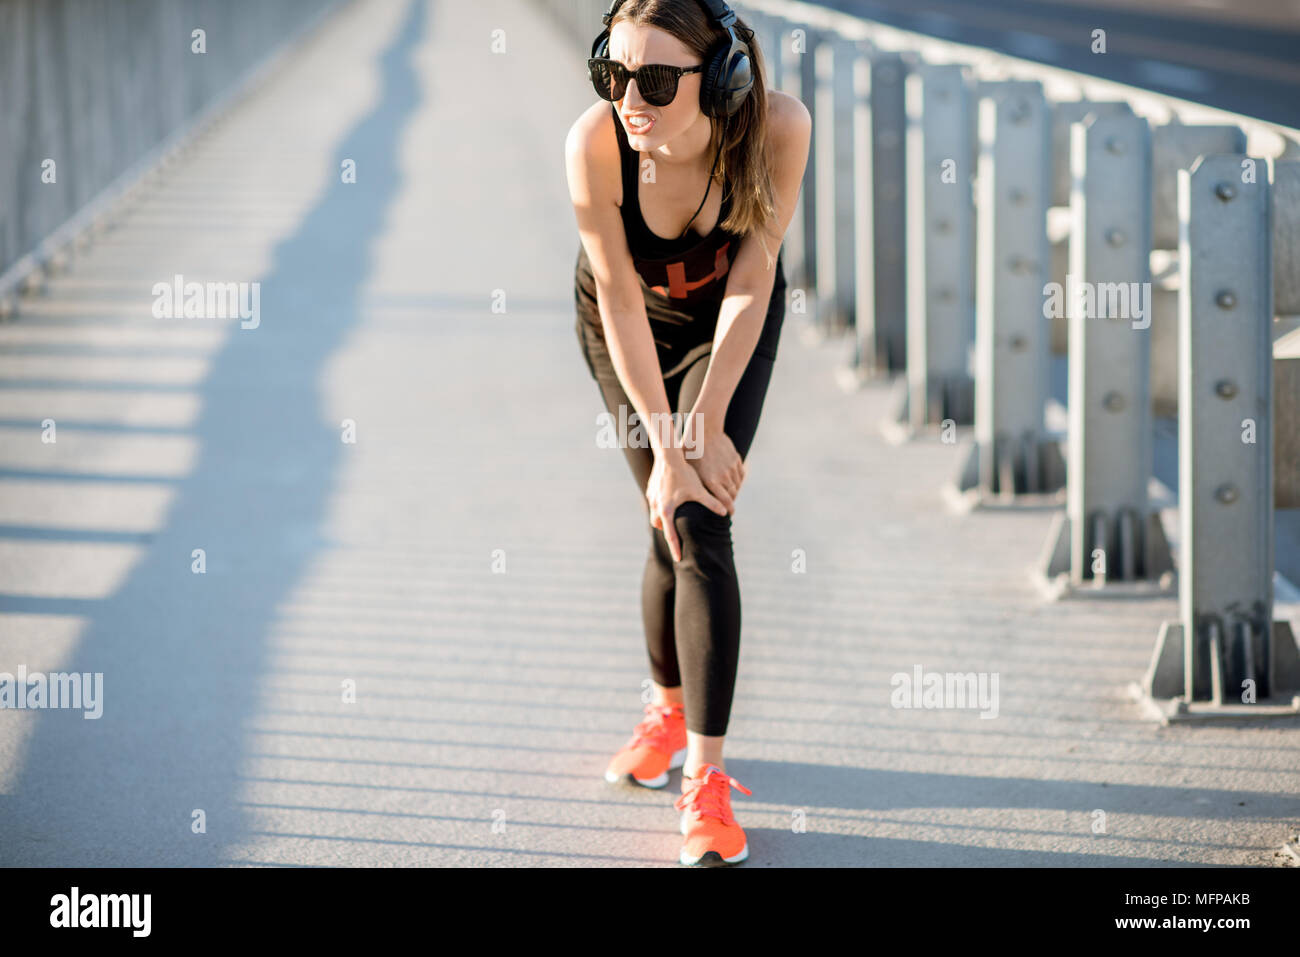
[0,0,1296,867]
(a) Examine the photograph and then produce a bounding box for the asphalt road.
[819,0,1300,128]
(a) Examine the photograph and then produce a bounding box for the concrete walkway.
[0,0,1296,867]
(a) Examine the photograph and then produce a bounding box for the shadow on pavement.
[0,0,425,865]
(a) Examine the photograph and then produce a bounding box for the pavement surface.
[0,0,1297,867]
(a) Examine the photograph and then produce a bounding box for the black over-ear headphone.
[589,0,755,119]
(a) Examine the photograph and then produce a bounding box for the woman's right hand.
[646,453,728,563]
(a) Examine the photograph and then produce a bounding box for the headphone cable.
[676,115,728,240]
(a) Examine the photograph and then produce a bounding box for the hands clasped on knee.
[645,417,745,563]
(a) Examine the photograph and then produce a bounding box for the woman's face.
[606,21,704,149]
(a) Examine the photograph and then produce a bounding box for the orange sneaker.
[604,702,687,789]
[674,764,752,866]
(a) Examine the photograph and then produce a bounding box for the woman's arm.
[565,104,683,461]
[691,91,812,431]
[686,92,812,504]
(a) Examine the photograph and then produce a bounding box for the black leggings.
[576,304,782,737]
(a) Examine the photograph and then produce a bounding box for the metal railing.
[0,0,345,311]
[736,0,1300,718]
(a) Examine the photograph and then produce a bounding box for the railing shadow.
[0,0,425,865]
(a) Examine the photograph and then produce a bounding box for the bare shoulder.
[565,100,621,206]
[567,100,615,149]
[765,90,811,147]
[565,100,620,171]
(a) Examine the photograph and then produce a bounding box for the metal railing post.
[1036,109,1175,597]
[1141,154,1300,715]
[1047,102,1130,357]
[949,80,1064,508]
[1273,159,1300,325]
[798,27,822,304]
[888,62,976,439]
[1148,125,1248,418]
[1275,161,1300,521]
[775,16,815,295]
[856,49,910,380]
[748,9,783,90]
[812,34,859,338]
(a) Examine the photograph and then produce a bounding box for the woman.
[565,0,810,867]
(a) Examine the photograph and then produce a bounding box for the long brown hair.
[607,0,778,266]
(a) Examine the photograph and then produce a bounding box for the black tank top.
[574,104,785,375]
[608,104,740,298]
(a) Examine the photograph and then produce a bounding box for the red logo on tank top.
[650,241,731,299]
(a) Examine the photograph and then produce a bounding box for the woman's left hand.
[682,414,745,515]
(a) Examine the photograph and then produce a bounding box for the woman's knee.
[671,501,733,562]
[645,502,734,570]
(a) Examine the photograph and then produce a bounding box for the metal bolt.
[1009,100,1030,124]
[1214,379,1238,399]
[1009,188,1026,205]
[1215,290,1237,309]
[1215,484,1239,505]
[1008,256,1029,274]
[1105,136,1125,155]
[935,218,952,234]
[936,287,954,303]
[1009,334,1027,351]
[1105,228,1126,248]
[1215,182,1237,202]
[1102,391,1125,412]
[936,88,951,102]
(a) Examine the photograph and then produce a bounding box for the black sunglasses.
[587,57,704,107]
